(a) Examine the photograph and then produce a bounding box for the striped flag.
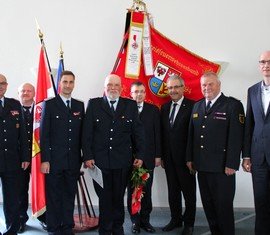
[55,54,64,93]
[31,45,55,217]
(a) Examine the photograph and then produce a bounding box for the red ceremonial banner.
[31,46,55,217]
[114,19,220,107]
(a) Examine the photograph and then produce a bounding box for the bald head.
[0,74,7,82]
[18,83,35,106]
[0,74,8,98]
[104,74,122,100]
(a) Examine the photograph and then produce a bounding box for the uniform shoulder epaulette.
[8,97,20,103]
[197,97,205,102]
[44,97,54,101]
[73,98,84,103]
[228,96,240,102]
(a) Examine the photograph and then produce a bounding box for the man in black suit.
[17,83,47,233]
[17,83,35,233]
[40,70,85,235]
[186,72,244,235]
[242,51,270,235]
[0,74,30,235]
[82,74,145,235]
[161,75,196,235]
[127,81,161,234]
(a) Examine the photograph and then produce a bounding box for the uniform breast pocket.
[53,115,64,121]
[121,118,132,132]
[52,115,65,126]
[213,112,227,121]
[93,118,102,130]
[9,115,20,127]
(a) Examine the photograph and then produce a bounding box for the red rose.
[141,172,150,181]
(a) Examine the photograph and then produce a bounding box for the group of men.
[0,50,269,235]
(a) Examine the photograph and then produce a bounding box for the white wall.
[1,0,269,208]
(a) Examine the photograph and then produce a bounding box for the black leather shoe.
[181,226,194,235]
[18,223,26,233]
[162,220,182,231]
[141,223,155,233]
[39,221,47,231]
[132,223,140,233]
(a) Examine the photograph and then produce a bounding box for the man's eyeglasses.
[167,85,184,90]
[259,60,270,65]
[131,90,145,94]
[0,82,7,86]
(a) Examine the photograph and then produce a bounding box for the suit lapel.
[173,98,187,126]
[56,95,69,114]
[101,96,114,117]
[115,98,125,118]
[2,98,11,117]
[255,84,265,118]
[164,101,171,128]
[206,93,225,114]
[140,103,148,119]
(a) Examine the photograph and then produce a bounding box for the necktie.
[110,100,116,115]
[206,100,212,112]
[169,103,177,127]
[0,100,3,115]
[66,100,71,112]
[23,106,31,117]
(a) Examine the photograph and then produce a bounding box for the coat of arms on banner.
[149,62,181,98]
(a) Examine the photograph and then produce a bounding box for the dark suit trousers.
[0,170,20,233]
[127,170,154,225]
[252,161,270,235]
[45,169,79,234]
[198,172,235,235]
[19,167,30,223]
[94,168,129,235]
[164,157,196,226]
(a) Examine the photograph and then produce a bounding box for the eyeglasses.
[167,85,183,90]
[131,90,145,94]
[259,60,270,65]
[0,82,7,86]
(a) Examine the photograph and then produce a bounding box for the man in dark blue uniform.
[186,72,245,235]
[17,83,47,233]
[0,74,29,235]
[127,81,161,234]
[82,74,145,235]
[161,75,196,235]
[40,71,84,235]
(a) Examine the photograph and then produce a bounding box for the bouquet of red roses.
[131,167,150,215]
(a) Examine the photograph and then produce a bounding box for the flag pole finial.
[60,42,64,58]
[131,0,147,12]
[35,18,44,41]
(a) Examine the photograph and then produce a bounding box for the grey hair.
[167,74,185,86]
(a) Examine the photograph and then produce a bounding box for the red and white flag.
[31,46,55,217]
[114,11,221,108]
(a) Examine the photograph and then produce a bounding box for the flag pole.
[35,19,57,95]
